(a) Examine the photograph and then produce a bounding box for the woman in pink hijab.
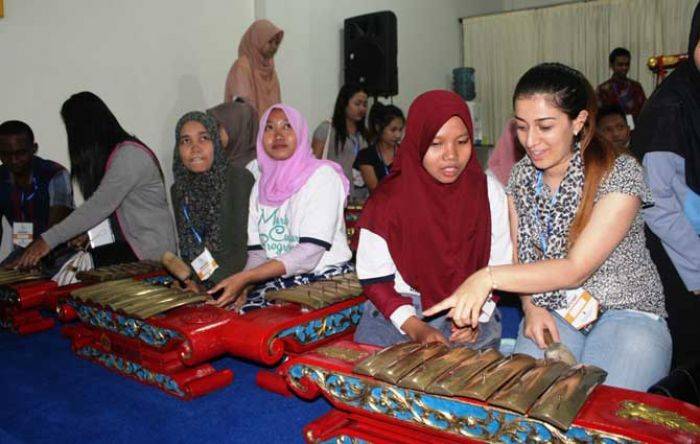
[487,119,524,186]
[224,20,284,118]
[209,104,353,312]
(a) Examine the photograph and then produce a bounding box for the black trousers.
[90,241,138,268]
[645,226,700,369]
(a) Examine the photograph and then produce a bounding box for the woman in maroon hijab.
[353,90,512,348]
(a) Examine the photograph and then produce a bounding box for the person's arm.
[209,169,255,283]
[486,173,513,266]
[357,228,447,344]
[43,146,150,247]
[17,145,153,268]
[426,191,640,327]
[311,122,330,159]
[508,197,561,348]
[643,152,700,292]
[47,169,73,228]
[358,165,379,191]
[427,156,648,326]
[225,57,255,106]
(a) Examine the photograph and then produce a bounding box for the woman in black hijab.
[632,2,700,383]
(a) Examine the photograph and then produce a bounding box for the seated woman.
[354,103,404,192]
[353,90,512,349]
[17,91,176,268]
[206,99,259,168]
[171,111,254,291]
[425,63,671,392]
[210,104,353,311]
[311,84,369,201]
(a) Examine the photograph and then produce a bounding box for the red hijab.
[356,90,491,311]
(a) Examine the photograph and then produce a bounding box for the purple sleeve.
[243,249,268,271]
[277,243,325,276]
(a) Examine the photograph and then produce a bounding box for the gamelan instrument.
[344,203,363,248]
[0,261,165,335]
[648,53,688,86]
[278,340,700,444]
[61,273,366,399]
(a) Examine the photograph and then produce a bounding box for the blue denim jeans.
[354,293,502,350]
[513,309,672,392]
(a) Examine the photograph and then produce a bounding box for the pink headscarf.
[487,119,522,186]
[256,104,349,206]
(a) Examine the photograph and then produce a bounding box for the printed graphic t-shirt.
[247,165,352,274]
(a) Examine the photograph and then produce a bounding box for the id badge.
[88,219,115,248]
[191,248,219,281]
[478,295,497,323]
[554,287,599,330]
[12,222,33,248]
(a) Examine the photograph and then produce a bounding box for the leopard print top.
[507,151,665,317]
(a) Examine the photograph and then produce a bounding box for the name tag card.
[12,222,33,248]
[191,248,219,281]
[88,219,115,248]
[555,288,599,330]
[479,296,497,323]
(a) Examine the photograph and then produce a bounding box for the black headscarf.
[172,112,229,266]
[632,2,700,194]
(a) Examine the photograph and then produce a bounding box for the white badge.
[88,219,115,248]
[478,295,497,323]
[555,287,599,330]
[625,114,635,130]
[191,248,219,281]
[12,222,33,248]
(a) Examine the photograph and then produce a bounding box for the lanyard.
[181,203,204,245]
[376,145,395,177]
[19,177,38,221]
[350,133,361,155]
[533,170,557,254]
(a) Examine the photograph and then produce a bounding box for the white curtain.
[463,0,697,144]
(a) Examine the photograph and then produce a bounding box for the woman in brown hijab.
[207,99,258,168]
[224,20,283,118]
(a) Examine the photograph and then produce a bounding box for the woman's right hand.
[522,303,560,349]
[401,316,448,345]
[207,272,250,308]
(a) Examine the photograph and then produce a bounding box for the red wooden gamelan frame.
[61,296,365,399]
[0,269,165,335]
[276,340,700,444]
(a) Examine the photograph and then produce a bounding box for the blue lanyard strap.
[350,134,361,155]
[534,171,557,254]
[181,203,204,245]
[19,177,38,220]
[376,146,394,176]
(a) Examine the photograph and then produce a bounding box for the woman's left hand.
[423,268,492,328]
[207,272,250,308]
[16,238,51,269]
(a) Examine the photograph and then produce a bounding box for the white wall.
[0,0,254,186]
[0,0,254,258]
[262,0,504,132]
[501,0,583,11]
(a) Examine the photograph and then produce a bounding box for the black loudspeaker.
[344,11,398,97]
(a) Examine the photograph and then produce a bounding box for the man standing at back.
[0,120,73,264]
[597,47,647,124]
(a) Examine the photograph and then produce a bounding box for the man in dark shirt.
[597,105,631,152]
[596,47,647,124]
[0,120,73,264]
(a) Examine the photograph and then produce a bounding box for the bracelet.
[486,266,498,291]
